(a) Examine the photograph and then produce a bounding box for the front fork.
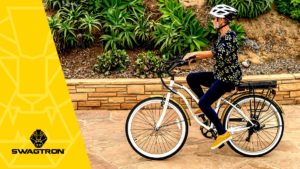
[155,80,174,130]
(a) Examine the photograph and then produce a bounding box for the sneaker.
[211,131,232,150]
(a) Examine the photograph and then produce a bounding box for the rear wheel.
[223,95,284,157]
[125,97,189,160]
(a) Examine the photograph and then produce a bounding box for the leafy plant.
[44,0,70,10]
[207,0,231,6]
[154,0,209,59]
[124,0,145,16]
[132,12,154,43]
[276,0,300,21]
[101,0,144,15]
[59,3,85,25]
[48,14,62,52]
[94,49,130,74]
[100,32,120,51]
[48,13,60,36]
[82,0,102,14]
[207,0,274,18]
[229,21,246,45]
[48,13,77,53]
[101,0,127,10]
[291,8,300,20]
[101,8,134,50]
[133,51,162,78]
[46,0,150,52]
[207,20,246,45]
[119,23,137,48]
[79,13,101,34]
[59,20,77,49]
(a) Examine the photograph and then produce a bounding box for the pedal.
[218,143,225,149]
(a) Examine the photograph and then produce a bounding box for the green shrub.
[207,0,274,18]
[229,21,246,45]
[79,13,101,45]
[207,20,246,45]
[47,2,102,52]
[100,0,144,15]
[276,0,300,21]
[44,0,70,10]
[94,49,130,74]
[133,13,155,43]
[58,20,77,49]
[275,0,290,15]
[82,0,102,14]
[79,13,101,34]
[101,8,136,50]
[59,3,85,24]
[100,0,149,51]
[48,14,62,52]
[48,13,77,53]
[207,0,231,6]
[46,0,154,52]
[154,0,209,59]
[291,8,300,20]
[133,51,162,78]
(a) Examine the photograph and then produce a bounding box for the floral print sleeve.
[211,31,242,85]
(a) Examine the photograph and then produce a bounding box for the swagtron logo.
[30,129,47,148]
[12,129,65,154]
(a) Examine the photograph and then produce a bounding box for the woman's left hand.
[183,52,196,61]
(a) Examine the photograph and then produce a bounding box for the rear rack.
[219,80,278,118]
[236,80,277,103]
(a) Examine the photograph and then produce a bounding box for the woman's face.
[212,16,226,29]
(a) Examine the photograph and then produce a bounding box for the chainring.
[198,113,217,139]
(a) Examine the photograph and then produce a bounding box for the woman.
[183,4,242,149]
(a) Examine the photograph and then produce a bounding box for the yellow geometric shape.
[19,57,46,96]
[0,0,91,168]
[9,8,49,58]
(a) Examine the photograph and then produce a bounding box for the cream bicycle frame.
[155,79,255,133]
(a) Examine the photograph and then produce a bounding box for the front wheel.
[125,97,189,160]
[223,95,284,157]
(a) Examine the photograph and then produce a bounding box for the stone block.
[127,85,144,94]
[70,93,87,101]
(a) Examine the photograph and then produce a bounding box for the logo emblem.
[12,129,64,154]
[30,129,47,148]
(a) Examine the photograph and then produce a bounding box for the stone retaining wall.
[67,73,300,110]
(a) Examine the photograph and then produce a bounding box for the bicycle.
[125,56,284,160]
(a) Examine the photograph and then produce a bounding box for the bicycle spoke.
[261,125,282,130]
[127,99,187,158]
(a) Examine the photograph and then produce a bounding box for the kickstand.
[218,143,225,149]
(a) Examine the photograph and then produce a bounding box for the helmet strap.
[216,18,229,32]
[217,23,229,31]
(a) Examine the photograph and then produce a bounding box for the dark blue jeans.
[186,72,235,135]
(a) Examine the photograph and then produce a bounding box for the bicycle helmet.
[209,4,238,22]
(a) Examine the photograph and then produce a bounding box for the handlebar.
[158,55,196,93]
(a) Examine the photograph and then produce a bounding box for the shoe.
[211,131,232,150]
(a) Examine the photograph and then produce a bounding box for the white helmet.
[209,4,238,21]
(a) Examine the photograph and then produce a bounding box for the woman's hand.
[183,52,196,61]
[183,51,213,61]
